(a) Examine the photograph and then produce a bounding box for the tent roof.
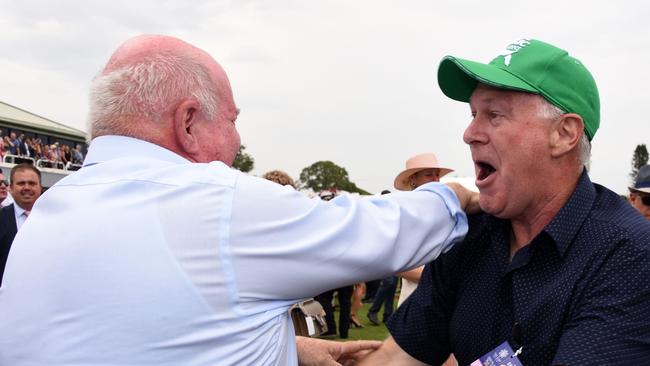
[0,101,86,141]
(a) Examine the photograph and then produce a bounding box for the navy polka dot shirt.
[388,172,650,365]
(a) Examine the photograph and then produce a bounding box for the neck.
[510,170,582,254]
[17,203,33,211]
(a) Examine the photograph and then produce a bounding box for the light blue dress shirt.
[0,135,468,366]
[12,203,29,231]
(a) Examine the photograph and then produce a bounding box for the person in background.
[262,169,296,188]
[0,130,4,160]
[362,279,380,304]
[8,132,18,156]
[629,165,650,220]
[17,134,31,158]
[392,153,453,306]
[314,189,355,339]
[60,145,71,165]
[0,164,42,286]
[0,172,8,205]
[53,144,60,164]
[0,171,13,208]
[72,143,85,164]
[2,136,11,158]
[366,189,399,326]
[350,281,366,328]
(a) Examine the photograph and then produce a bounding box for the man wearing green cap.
[358,39,650,365]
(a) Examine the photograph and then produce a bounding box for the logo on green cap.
[500,39,531,66]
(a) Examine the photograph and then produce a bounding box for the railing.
[2,154,83,172]
[36,159,65,170]
[3,154,35,166]
[65,162,82,171]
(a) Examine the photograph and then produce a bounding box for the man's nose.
[463,116,487,146]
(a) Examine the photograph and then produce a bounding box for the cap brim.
[438,56,539,102]
[629,187,650,194]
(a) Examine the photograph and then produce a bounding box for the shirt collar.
[83,135,191,167]
[542,169,596,257]
[13,203,27,217]
[486,170,596,260]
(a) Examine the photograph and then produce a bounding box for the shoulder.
[580,184,650,260]
[0,205,15,232]
[466,213,492,242]
[61,158,243,190]
[589,184,650,242]
[443,213,493,261]
[422,213,494,285]
[0,204,14,216]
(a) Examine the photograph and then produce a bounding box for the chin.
[478,197,506,218]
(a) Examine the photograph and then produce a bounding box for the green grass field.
[320,302,390,341]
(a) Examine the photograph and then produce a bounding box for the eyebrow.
[469,95,495,105]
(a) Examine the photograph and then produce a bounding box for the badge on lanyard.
[469,341,524,366]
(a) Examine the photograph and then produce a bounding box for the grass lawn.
[320,302,390,341]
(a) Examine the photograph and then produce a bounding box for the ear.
[549,113,584,158]
[408,175,417,189]
[173,99,201,155]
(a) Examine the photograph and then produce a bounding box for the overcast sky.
[0,0,648,194]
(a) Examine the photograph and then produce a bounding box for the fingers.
[297,337,342,366]
[339,348,378,361]
[337,341,383,366]
[445,182,481,214]
[464,191,481,214]
[296,336,383,366]
[338,340,383,356]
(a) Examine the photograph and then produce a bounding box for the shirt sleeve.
[552,238,650,365]
[228,174,468,301]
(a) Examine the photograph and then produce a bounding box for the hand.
[445,183,481,214]
[296,336,382,366]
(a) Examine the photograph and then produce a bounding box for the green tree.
[232,145,254,173]
[299,160,370,195]
[630,144,649,183]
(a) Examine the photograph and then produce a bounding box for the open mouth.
[476,161,496,182]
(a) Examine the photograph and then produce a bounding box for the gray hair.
[535,96,591,169]
[87,52,219,140]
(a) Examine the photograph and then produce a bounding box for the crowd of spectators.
[0,130,84,169]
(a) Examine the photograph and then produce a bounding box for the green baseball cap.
[437,39,600,140]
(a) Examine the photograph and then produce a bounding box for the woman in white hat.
[393,153,453,306]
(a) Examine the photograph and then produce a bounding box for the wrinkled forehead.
[469,84,540,110]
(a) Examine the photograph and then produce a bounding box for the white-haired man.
[0,35,478,366]
[359,39,650,365]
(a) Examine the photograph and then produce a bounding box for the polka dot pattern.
[388,172,650,365]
